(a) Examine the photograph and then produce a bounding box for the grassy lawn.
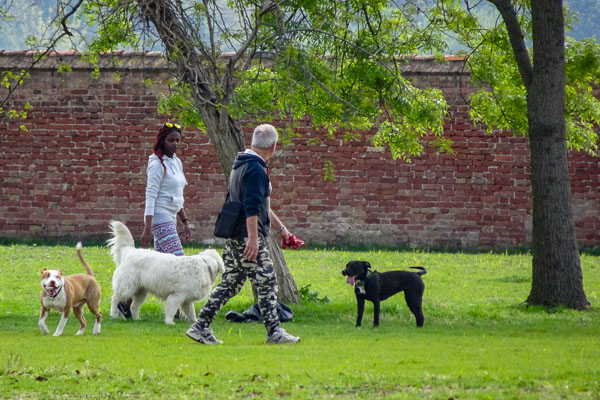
[0,244,599,399]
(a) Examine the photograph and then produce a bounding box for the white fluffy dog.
[107,220,224,324]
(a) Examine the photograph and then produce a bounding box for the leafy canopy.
[1,0,599,157]
[2,0,451,160]
[429,0,600,154]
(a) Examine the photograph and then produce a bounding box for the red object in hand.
[282,234,306,250]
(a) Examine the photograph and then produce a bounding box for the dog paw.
[39,322,49,335]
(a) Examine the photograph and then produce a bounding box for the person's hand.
[243,237,259,262]
[141,228,153,248]
[279,228,292,241]
[281,232,306,250]
[183,222,191,242]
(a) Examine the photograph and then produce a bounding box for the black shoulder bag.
[214,197,246,239]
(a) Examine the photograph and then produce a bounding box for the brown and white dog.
[39,242,102,336]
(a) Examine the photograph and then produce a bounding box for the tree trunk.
[525,0,589,309]
[137,0,300,303]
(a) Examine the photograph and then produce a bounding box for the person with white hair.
[186,124,300,345]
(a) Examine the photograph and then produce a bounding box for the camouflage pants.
[196,237,280,334]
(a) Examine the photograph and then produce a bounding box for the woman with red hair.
[117,122,191,319]
[140,122,191,252]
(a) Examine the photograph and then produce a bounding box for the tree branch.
[487,0,533,89]
[60,0,84,37]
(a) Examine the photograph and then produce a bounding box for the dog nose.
[50,280,55,286]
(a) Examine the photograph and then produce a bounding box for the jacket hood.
[232,152,266,170]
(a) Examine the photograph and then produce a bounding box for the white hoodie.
[144,153,187,218]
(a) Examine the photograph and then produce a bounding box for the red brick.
[1,53,598,248]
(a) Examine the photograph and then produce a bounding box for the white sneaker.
[266,327,300,344]
[186,324,223,345]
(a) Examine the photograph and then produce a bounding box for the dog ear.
[57,270,63,277]
[364,261,371,270]
[41,268,48,278]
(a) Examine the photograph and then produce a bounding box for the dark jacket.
[228,151,271,238]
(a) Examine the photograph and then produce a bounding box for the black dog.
[342,260,427,328]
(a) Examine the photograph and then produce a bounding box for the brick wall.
[1,52,598,249]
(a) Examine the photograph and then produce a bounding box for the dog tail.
[106,220,135,266]
[411,266,427,276]
[76,242,94,277]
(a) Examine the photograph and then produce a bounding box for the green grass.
[1,244,599,399]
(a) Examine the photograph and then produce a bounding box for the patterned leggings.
[151,218,184,256]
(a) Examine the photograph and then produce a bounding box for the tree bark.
[137,0,300,303]
[524,0,589,309]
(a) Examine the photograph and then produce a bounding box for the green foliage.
[56,62,71,73]
[565,37,600,153]
[434,0,600,155]
[0,69,31,130]
[434,1,532,136]
[3,0,599,160]
[156,79,206,132]
[80,0,140,53]
[228,2,452,157]
[74,1,140,81]
[322,160,336,182]
[1,70,27,89]
[298,284,332,304]
[0,244,599,398]
[467,23,529,135]
[70,0,453,160]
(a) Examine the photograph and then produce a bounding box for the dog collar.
[44,285,63,298]
[363,270,375,281]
